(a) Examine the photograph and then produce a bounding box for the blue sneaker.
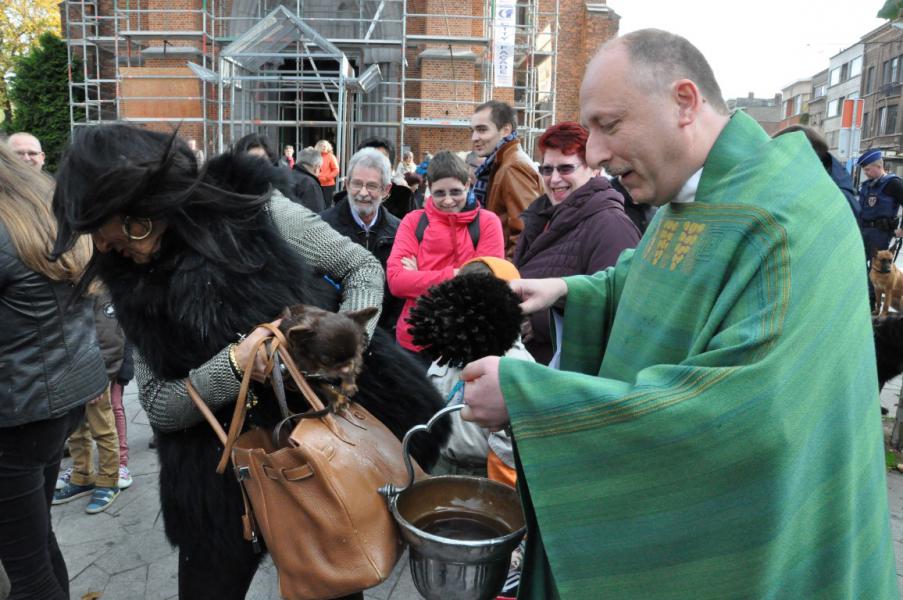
[85,486,120,514]
[55,466,73,491]
[53,481,95,505]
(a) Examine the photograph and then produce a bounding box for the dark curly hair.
[407,273,523,367]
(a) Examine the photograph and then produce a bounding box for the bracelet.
[228,343,244,379]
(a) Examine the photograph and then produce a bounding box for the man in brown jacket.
[470,100,544,257]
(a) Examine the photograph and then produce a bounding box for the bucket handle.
[379,403,465,500]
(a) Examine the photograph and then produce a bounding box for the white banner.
[493,0,516,88]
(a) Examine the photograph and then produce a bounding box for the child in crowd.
[407,256,532,482]
[407,256,530,597]
[110,340,134,488]
[54,288,124,513]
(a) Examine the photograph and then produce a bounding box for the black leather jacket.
[0,223,107,427]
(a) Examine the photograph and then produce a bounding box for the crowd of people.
[0,26,898,600]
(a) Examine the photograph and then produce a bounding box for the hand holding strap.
[186,322,340,474]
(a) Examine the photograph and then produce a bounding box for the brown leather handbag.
[187,326,420,600]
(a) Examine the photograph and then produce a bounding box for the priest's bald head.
[579,29,730,206]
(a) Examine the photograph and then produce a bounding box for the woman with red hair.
[513,121,640,364]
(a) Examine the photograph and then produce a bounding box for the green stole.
[501,112,898,599]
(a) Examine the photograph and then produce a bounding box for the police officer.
[858,149,903,263]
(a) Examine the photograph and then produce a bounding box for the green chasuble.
[500,112,898,599]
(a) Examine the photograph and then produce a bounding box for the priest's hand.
[510,278,567,314]
[460,356,509,430]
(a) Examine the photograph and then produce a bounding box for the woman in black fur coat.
[50,125,447,600]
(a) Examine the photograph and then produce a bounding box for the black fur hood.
[203,151,294,198]
[97,152,329,380]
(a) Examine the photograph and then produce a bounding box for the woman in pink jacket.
[388,151,504,368]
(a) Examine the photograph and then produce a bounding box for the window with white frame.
[830,67,842,86]
[851,56,863,78]
[828,99,841,117]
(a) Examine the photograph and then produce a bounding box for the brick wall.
[406,127,473,160]
[554,2,619,123]
[147,0,203,32]
[420,60,482,119]
[68,0,618,156]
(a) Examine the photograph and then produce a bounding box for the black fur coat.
[97,153,447,559]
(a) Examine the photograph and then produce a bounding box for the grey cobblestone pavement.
[54,381,903,599]
[55,382,421,600]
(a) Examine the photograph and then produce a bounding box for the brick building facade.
[63,0,619,168]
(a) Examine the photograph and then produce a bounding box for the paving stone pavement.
[54,381,903,599]
[55,382,421,600]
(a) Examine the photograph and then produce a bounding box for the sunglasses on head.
[539,163,578,177]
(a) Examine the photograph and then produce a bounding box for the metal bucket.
[379,405,526,600]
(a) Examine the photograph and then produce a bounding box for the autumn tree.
[0,0,61,125]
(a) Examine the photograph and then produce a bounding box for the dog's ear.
[286,322,316,346]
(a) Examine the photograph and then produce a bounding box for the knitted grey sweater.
[136,192,384,432]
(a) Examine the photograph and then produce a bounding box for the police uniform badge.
[869,195,879,208]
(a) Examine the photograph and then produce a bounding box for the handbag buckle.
[237,466,251,481]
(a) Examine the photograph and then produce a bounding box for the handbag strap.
[186,322,340,475]
[186,382,228,445]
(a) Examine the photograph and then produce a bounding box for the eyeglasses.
[347,179,384,194]
[121,216,153,241]
[15,150,43,158]
[431,188,467,200]
[539,164,579,177]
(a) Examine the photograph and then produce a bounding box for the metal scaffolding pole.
[62,0,558,160]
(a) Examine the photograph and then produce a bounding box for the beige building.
[777,78,812,131]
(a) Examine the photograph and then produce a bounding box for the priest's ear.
[673,79,702,127]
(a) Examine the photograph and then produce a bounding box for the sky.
[614,0,889,100]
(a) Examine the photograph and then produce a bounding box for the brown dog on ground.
[870,249,903,316]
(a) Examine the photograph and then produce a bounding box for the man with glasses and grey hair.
[321,147,404,334]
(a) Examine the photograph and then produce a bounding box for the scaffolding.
[64,0,560,166]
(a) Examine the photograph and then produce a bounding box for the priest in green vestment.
[461,29,898,599]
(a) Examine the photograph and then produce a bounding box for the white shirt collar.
[672,169,703,204]
[349,202,379,232]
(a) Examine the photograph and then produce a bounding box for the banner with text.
[493,0,516,88]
